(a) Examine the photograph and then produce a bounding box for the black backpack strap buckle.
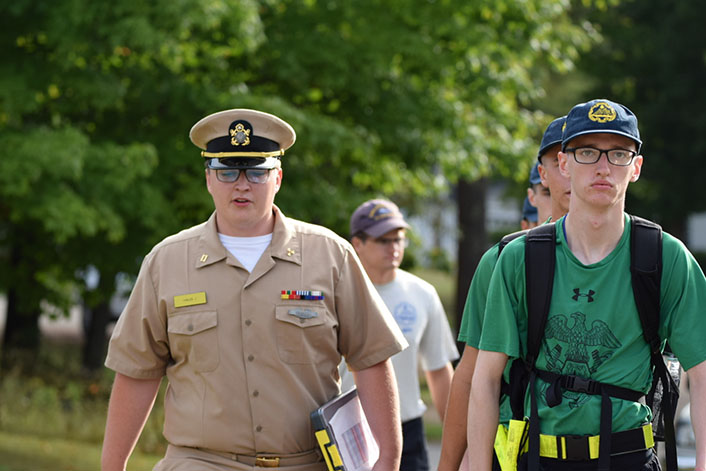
[563,374,601,395]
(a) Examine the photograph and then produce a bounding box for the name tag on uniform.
[173,292,207,308]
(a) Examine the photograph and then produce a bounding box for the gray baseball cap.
[350,199,410,238]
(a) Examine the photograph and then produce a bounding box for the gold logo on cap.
[588,102,617,123]
[230,123,251,146]
[368,204,395,221]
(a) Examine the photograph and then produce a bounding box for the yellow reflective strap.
[643,423,655,448]
[494,419,529,471]
[537,434,600,459]
[538,434,560,459]
[508,419,529,455]
[588,435,600,459]
[539,435,566,458]
[537,424,653,460]
[494,424,513,471]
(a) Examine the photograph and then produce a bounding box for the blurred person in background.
[340,198,459,471]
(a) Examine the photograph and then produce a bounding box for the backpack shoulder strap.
[524,222,557,471]
[498,229,528,256]
[629,214,663,352]
[629,215,679,471]
[525,222,557,366]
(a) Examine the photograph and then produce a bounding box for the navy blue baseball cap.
[537,116,566,161]
[529,162,541,185]
[562,99,641,152]
[522,197,538,222]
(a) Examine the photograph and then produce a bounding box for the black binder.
[311,388,377,471]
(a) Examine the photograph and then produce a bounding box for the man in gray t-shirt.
[340,199,459,471]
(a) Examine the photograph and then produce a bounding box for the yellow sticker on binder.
[315,429,344,471]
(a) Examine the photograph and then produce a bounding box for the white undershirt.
[217,233,273,272]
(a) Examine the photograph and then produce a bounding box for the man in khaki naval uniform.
[101,109,408,471]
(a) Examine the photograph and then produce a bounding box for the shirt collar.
[269,205,302,266]
[195,206,301,268]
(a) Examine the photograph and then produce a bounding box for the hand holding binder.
[311,388,380,471]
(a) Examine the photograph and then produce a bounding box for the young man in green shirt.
[468,99,706,471]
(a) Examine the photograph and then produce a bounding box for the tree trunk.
[455,178,487,355]
[1,240,41,367]
[1,286,41,372]
[82,271,116,372]
[82,300,111,371]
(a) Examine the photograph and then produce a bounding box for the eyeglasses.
[373,237,409,248]
[214,168,275,184]
[565,146,637,166]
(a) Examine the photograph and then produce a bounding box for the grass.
[0,340,168,469]
[0,430,161,471]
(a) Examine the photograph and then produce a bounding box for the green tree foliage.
[256,0,598,227]
[0,0,263,354]
[576,0,706,238]
[0,0,597,362]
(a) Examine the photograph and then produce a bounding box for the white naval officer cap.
[190,109,296,169]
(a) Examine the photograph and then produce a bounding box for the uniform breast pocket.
[167,310,220,372]
[275,306,335,364]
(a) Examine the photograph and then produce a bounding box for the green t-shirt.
[479,214,706,435]
[458,243,514,424]
[459,244,499,347]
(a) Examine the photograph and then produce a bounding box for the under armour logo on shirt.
[572,288,595,302]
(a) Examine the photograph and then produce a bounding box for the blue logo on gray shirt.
[393,302,417,334]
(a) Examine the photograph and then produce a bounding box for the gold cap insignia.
[588,102,617,123]
[230,122,251,146]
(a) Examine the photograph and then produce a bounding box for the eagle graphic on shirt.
[540,311,621,408]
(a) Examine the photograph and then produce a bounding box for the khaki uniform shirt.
[106,207,406,455]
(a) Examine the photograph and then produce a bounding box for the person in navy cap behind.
[468,98,706,471]
[340,199,460,471]
[102,109,408,471]
[536,116,571,222]
[521,196,539,230]
[438,116,571,471]
[523,163,548,230]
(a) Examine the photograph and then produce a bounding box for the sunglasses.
[214,168,275,184]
